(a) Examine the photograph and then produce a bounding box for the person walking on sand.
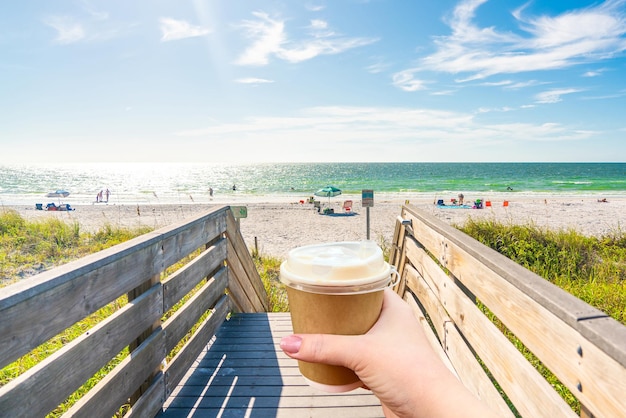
[209,187,214,197]
[105,189,110,203]
[96,190,103,203]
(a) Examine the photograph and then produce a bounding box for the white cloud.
[235,77,275,84]
[174,105,594,161]
[535,88,582,103]
[395,0,626,85]
[235,12,377,66]
[310,19,328,30]
[392,70,429,91]
[44,16,85,44]
[159,18,211,42]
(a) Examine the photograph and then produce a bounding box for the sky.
[1,0,626,163]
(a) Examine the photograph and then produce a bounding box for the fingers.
[280,333,362,369]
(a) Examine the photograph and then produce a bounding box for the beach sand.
[4,195,624,259]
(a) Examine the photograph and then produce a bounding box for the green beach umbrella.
[314,185,342,206]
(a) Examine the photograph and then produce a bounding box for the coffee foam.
[280,241,393,293]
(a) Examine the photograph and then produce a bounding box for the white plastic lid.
[280,241,394,294]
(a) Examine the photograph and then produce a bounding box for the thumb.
[280,334,361,369]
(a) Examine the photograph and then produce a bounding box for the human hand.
[280,288,498,418]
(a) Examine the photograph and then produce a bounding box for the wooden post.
[366,207,370,240]
[128,273,161,406]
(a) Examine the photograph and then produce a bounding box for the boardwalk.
[158,313,384,418]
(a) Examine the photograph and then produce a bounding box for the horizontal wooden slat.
[162,268,228,354]
[63,328,166,418]
[400,206,626,417]
[162,238,227,312]
[0,285,162,418]
[0,206,229,368]
[164,295,231,397]
[402,263,514,416]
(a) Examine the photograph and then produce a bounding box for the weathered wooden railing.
[0,206,267,418]
[389,204,626,418]
[3,203,625,418]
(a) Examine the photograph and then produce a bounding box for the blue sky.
[2,0,626,163]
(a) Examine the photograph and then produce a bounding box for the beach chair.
[343,200,353,213]
[35,203,43,210]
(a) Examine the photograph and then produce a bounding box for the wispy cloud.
[235,12,377,66]
[159,18,211,42]
[43,16,85,44]
[392,70,429,91]
[175,104,594,162]
[394,0,626,89]
[235,77,275,84]
[535,88,582,103]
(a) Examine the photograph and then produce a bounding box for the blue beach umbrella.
[46,189,70,198]
[314,185,342,206]
[45,189,70,204]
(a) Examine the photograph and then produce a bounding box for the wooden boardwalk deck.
[157,313,384,418]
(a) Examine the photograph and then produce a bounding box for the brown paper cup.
[286,286,384,392]
[280,241,396,393]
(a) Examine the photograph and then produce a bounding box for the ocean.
[0,162,624,206]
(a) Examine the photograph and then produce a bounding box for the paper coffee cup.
[280,241,396,393]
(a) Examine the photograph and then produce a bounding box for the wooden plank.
[0,285,162,418]
[164,295,230,397]
[0,233,162,368]
[402,226,576,418]
[63,328,166,418]
[158,313,384,418]
[162,238,227,312]
[400,206,626,417]
[157,209,227,274]
[0,207,229,369]
[225,209,269,311]
[403,262,448,342]
[162,268,228,354]
[442,321,515,418]
[226,239,264,312]
[403,263,513,416]
[401,290,458,377]
[126,374,167,418]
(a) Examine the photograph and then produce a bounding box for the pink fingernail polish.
[280,335,302,353]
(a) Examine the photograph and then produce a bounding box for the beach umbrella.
[46,190,70,198]
[45,190,70,204]
[314,185,342,206]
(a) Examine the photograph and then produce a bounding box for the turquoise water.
[0,162,624,205]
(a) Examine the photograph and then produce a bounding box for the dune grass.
[459,218,625,324]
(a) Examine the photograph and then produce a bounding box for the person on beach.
[105,189,110,203]
[280,289,498,418]
[458,193,464,205]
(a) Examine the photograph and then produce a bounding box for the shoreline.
[3,194,624,259]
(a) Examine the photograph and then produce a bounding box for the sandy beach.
[4,194,624,259]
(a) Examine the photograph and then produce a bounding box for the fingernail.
[280,335,302,353]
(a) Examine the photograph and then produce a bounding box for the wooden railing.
[0,206,267,418]
[389,204,626,418]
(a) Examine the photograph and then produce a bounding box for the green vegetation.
[0,209,152,286]
[459,218,625,324]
